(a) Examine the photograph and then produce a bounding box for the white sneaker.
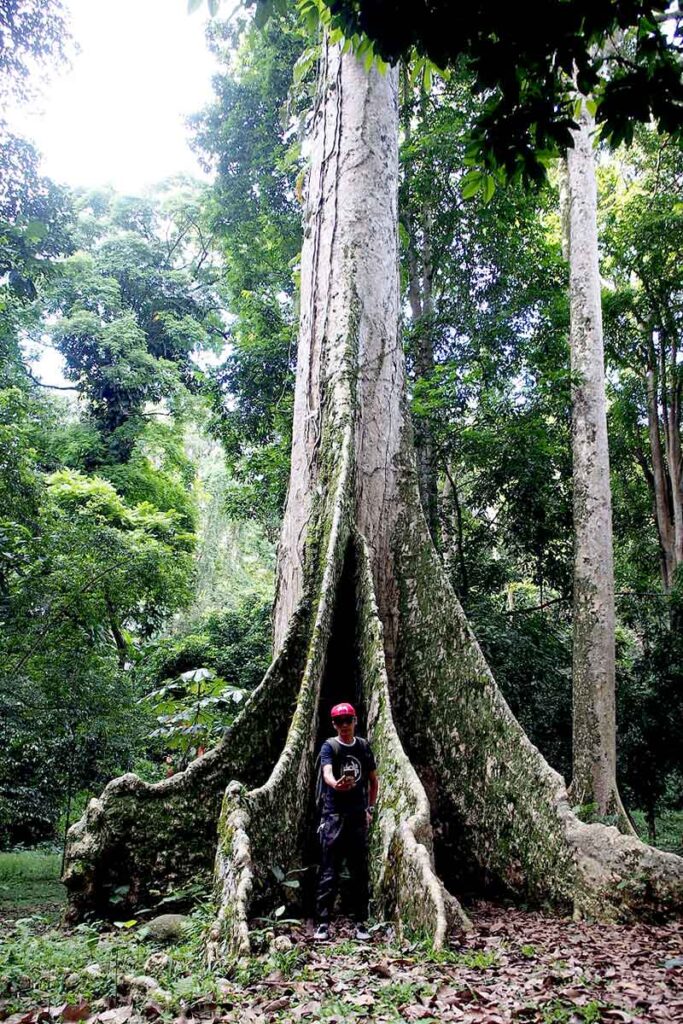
[314,922,329,941]
[354,923,370,941]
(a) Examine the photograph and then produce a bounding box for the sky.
[8,0,220,194]
[10,0,224,385]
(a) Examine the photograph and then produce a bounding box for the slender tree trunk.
[64,44,682,949]
[105,595,129,670]
[645,345,676,591]
[443,463,469,601]
[563,105,633,832]
[402,81,439,547]
[665,333,683,567]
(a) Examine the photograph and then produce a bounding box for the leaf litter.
[2,901,681,1024]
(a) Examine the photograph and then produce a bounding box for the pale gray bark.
[646,349,677,591]
[563,106,632,829]
[402,89,439,546]
[274,40,404,657]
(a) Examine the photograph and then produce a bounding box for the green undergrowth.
[0,911,669,1024]
[1,904,218,1015]
[0,849,63,916]
[630,809,683,854]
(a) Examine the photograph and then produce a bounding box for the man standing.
[314,702,379,941]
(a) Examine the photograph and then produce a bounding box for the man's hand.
[334,774,355,790]
[323,764,354,790]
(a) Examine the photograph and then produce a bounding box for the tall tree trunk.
[412,204,439,547]
[562,106,633,832]
[402,80,439,547]
[64,45,682,951]
[645,343,676,591]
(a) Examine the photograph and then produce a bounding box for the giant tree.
[561,106,633,829]
[64,38,683,949]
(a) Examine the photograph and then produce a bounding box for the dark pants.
[315,812,368,923]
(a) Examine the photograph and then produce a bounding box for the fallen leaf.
[261,997,289,1013]
[62,1003,91,1023]
[96,1009,132,1024]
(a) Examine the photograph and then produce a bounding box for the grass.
[0,849,61,880]
[0,849,64,916]
[631,809,683,855]
[1,903,221,1015]
[541,998,604,1023]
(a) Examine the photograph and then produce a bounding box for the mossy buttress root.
[211,521,467,957]
[391,481,683,922]
[62,606,309,922]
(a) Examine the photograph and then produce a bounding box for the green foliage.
[140,667,247,767]
[40,185,223,462]
[0,902,219,1015]
[191,12,306,530]
[0,434,196,844]
[140,596,272,692]
[310,1,683,183]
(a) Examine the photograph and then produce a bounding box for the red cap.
[331,702,356,718]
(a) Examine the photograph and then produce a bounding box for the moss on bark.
[391,448,683,921]
[63,606,310,921]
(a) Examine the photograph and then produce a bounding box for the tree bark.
[562,106,633,832]
[402,80,439,547]
[645,345,676,591]
[64,45,682,951]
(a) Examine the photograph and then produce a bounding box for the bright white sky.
[7,0,220,194]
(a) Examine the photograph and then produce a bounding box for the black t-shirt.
[320,735,377,815]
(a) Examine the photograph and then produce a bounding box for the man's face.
[333,714,356,742]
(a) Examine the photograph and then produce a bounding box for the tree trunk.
[64,45,682,952]
[562,106,634,833]
[645,344,676,592]
[410,204,439,548]
[402,80,439,547]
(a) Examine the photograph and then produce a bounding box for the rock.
[64,973,80,989]
[144,913,190,943]
[142,990,171,1012]
[144,952,170,974]
[271,934,293,952]
[126,975,161,994]
[215,977,232,998]
[84,963,103,978]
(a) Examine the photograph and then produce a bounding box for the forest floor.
[1,858,682,1024]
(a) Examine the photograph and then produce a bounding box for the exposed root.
[63,606,309,921]
[392,481,683,922]
[210,503,471,957]
[211,424,354,958]
[355,531,471,943]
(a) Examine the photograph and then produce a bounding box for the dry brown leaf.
[61,1003,91,1023]
[261,997,290,1014]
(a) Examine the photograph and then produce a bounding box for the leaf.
[262,997,289,1013]
[187,0,203,12]
[255,0,274,29]
[461,171,483,199]
[482,174,496,203]
[61,1003,91,1023]
[274,904,286,918]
